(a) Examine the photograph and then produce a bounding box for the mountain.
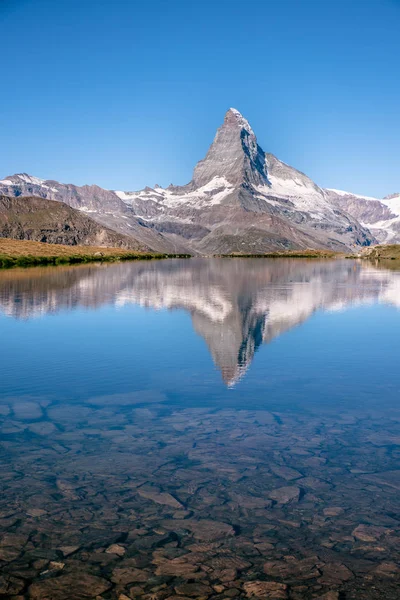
[326,189,400,244]
[2,257,399,386]
[0,195,149,250]
[0,174,190,253]
[115,108,375,253]
[0,109,375,254]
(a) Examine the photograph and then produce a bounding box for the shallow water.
[0,258,400,599]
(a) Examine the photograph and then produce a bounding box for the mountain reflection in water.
[1,257,400,386]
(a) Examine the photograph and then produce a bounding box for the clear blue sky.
[1,0,399,197]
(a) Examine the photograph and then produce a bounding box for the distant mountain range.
[0,108,397,253]
[326,189,400,244]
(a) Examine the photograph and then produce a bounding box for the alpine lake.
[1,257,400,600]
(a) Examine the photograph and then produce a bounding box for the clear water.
[0,258,400,599]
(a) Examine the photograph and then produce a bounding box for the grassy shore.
[215,249,342,259]
[357,245,400,260]
[0,238,190,269]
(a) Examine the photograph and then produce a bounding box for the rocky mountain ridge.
[0,108,386,253]
[326,189,400,244]
[0,195,149,250]
[0,175,189,253]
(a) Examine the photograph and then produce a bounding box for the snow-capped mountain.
[0,108,376,253]
[326,189,400,244]
[0,173,188,253]
[114,108,374,253]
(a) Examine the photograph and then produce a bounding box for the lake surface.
[0,257,400,599]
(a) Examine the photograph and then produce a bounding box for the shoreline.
[3,239,400,269]
[0,239,190,269]
[214,249,343,259]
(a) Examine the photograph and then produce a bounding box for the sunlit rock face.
[192,108,269,188]
[1,258,400,386]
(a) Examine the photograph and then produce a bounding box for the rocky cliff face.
[326,189,400,244]
[0,195,149,250]
[193,108,269,188]
[0,109,379,254]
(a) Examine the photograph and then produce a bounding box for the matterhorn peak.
[225,107,254,134]
[192,108,269,188]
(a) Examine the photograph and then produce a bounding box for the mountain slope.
[326,189,400,244]
[116,108,375,253]
[0,195,150,250]
[0,175,190,253]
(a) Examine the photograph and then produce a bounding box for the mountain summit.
[0,108,376,254]
[193,108,269,188]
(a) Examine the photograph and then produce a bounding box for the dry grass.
[0,238,190,268]
[216,249,343,259]
[357,245,400,260]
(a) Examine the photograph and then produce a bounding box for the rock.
[373,561,400,577]
[155,558,200,577]
[352,524,389,542]
[269,486,300,504]
[323,507,344,517]
[263,556,321,581]
[59,545,80,556]
[105,543,126,556]
[138,488,183,509]
[174,582,213,597]
[26,508,48,517]
[243,581,288,598]
[0,576,25,595]
[162,519,235,541]
[318,562,353,584]
[314,593,339,600]
[216,568,238,582]
[40,561,65,575]
[224,589,240,598]
[12,400,43,420]
[49,561,65,570]
[27,421,57,436]
[0,534,28,562]
[270,465,302,481]
[229,493,272,509]
[28,573,112,599]
[111,566,149,584]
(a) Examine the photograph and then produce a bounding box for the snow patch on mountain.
[382,195,400,217]
[327,188,381,202]
[256,173,334,219]
[116,176,235,213]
